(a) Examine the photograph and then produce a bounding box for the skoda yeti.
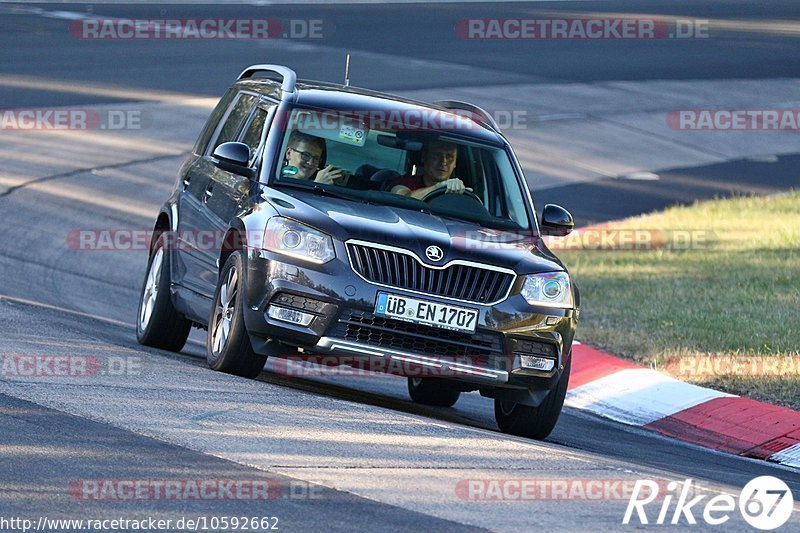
[137,64,579,439]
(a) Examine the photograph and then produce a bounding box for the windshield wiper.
[362,190,432,214]
[273,180,362,202]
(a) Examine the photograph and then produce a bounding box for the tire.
[407,377,461,407]
[136,233,191,351]
[206,251,266,378]
[494,357,571,440]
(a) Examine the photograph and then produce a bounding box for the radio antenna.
[344,53,351,87]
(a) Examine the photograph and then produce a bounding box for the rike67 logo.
[624,476,794,530]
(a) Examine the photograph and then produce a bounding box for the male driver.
[390,140,467,200]
[284,131,347,185]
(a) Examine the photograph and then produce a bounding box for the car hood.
[267,189,563,274]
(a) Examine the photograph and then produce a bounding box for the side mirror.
[213,142,255,178]
[541,204,574,236]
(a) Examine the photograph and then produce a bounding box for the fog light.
[519,355,555,372]
[267,305,314,326]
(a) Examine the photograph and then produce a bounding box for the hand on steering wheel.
[439,178,467,195]
[421,182,482,205]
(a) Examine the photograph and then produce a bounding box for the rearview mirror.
[213,142,255,178]
[376,134,423,151]
[541,204,574,236]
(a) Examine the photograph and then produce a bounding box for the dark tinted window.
[193,88,236,155]
[209,93,257,153]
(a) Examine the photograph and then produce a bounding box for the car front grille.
[330,309,506,366]
[346,242,515,303]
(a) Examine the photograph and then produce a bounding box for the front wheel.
[136,233,191,351]
[207,251,266,378]
[407,378,461,407]
[494,357,571,440]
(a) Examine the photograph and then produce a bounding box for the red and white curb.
[567,342,800,468]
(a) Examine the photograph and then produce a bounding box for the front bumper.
[242,246,577,390]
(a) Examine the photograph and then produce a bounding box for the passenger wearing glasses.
[283,131,349,185]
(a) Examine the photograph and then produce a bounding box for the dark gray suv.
[137,64,579,439]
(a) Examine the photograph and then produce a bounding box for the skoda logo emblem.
[425,245,444,262]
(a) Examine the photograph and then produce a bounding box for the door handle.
[182,176,191,190]
[203,183,213,203]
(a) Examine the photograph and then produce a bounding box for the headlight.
[264,217,335,264]
[521,272,573,308]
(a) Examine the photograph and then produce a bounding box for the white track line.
[566,368,734,426]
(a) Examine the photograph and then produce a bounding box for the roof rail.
[237,64,297,96]
[433,100,500,132]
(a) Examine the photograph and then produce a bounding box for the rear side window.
[193,88,236,155]
[208,92,258,154]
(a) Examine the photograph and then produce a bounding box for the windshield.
[272,107,532,230]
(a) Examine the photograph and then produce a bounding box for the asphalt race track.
[1,1,799,531]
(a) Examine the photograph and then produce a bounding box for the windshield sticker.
[338,124,366,146]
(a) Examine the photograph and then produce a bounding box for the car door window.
[208,92,258,155]
[239,105,274,165]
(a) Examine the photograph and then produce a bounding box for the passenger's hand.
[437,178,466,194]
[315,165,348,185]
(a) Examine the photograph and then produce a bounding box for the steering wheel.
[421,186,483,206]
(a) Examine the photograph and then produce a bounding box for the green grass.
[558,191,800,408]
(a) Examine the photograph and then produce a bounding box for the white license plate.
[374,292,478,333]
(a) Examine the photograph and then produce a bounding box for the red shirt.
[389,174,426,191]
